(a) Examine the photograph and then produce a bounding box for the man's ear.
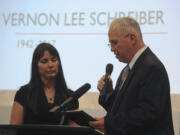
[129,33,137,45]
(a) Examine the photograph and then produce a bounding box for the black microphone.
[101,63,113,95]
[49,83,91,112]
[73,83,91,99]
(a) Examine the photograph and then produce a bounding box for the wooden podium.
[0,124,103,135]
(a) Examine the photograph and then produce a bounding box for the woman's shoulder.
[15,84,32,104]
[17,84,31,94]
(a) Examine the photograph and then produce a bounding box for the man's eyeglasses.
[107,40,118,48]
[107,34,129,48]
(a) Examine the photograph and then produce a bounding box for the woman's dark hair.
[25,43,68,113]
[30,43,67,90]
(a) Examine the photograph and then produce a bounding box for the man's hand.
[88,117,105,133]
[97,75,113,93]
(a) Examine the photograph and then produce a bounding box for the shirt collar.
[128,46,148,69]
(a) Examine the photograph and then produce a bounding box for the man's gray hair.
[110,17,143,41]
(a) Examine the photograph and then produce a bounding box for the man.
[89,17,174,135]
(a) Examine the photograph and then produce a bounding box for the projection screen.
[0,0,180,93]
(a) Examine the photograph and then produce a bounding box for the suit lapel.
[110,69,135,114]
[119,68,135,95]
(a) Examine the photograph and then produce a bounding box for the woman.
[10,43,79,125]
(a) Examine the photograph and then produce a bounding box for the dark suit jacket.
[99,48,174,135]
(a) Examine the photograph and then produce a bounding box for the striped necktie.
[119,65,130,90]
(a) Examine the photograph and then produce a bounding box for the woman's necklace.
[46,95,55,104]
[44,87,55,104]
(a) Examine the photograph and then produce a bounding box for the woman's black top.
[14,85,79,125]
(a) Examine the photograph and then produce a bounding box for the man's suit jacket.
[99,48,174,135]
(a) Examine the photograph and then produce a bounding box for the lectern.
[0,124,103,135]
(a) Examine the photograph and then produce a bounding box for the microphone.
[73,83,91,99]
[49,83,91,112]
[101,63,113,95]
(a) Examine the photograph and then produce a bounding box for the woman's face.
[38,51,59,80]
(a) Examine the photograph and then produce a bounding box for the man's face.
[108,27,132,63]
